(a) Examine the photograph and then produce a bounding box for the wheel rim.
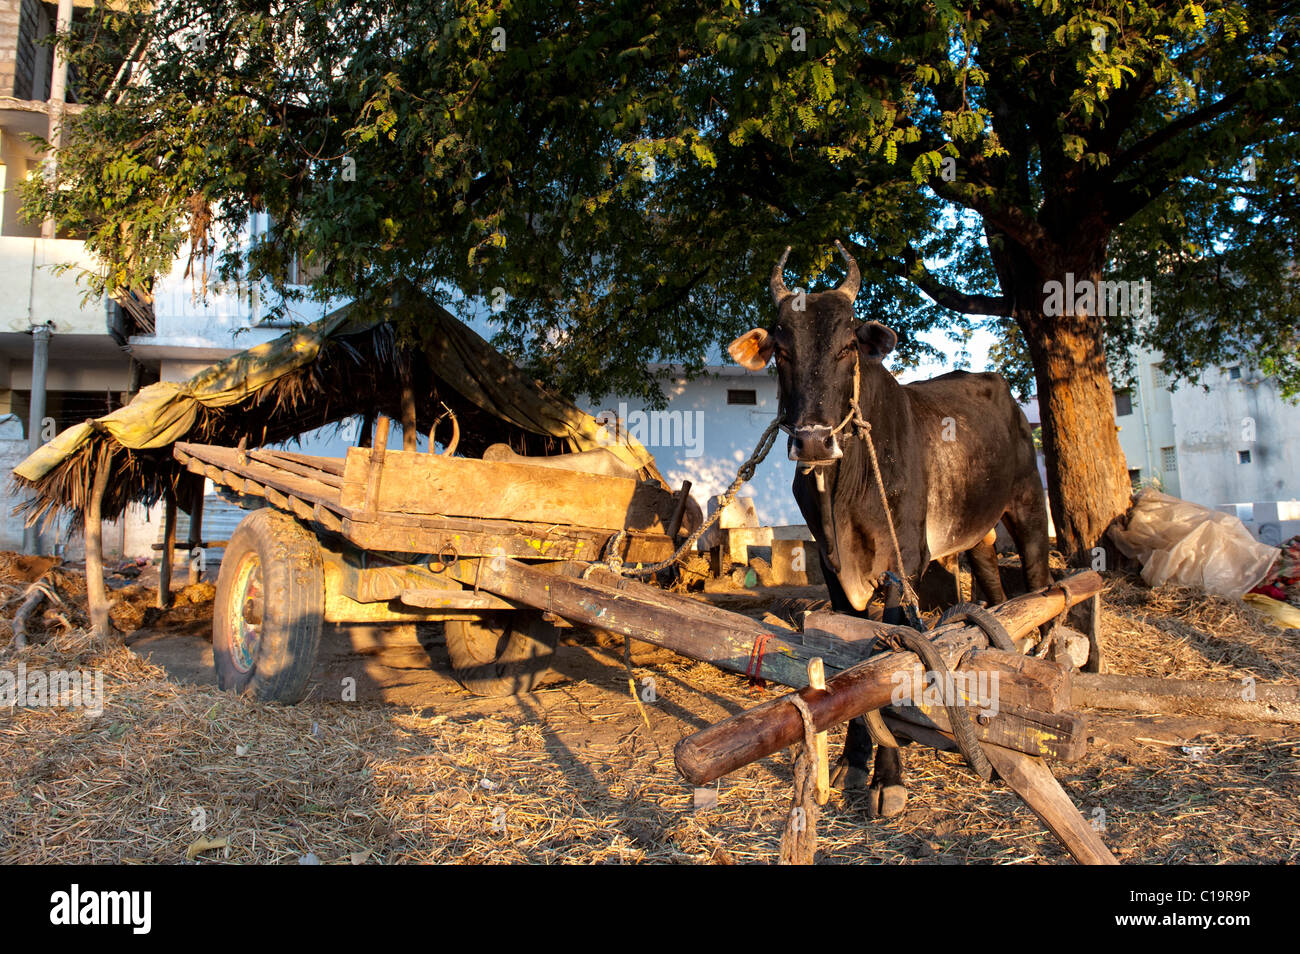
[229,552,265,674]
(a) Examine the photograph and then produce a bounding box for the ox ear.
[857,321,897,360]
[728,328,775,370]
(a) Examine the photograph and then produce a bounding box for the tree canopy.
[26,0,1300,556]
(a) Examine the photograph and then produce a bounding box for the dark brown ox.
[728,241,1051,817]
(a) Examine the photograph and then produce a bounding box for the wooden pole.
[980,744,1119,865]
[401,380,418,452]
[186,475,205,585]
[364,417,391,514]
[157,487,176,609]
[85,448,112,637]
[1073,672,1300,724]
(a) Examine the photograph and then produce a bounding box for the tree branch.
[865,240,1013,317]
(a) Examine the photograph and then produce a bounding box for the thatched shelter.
[11,281,664,632]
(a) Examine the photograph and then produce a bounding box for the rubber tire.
[444,611,559,696]
[213,508,324,703]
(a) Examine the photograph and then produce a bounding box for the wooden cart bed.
[173,441,674,562]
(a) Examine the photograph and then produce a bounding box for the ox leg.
[967,529,1007,605]
[1002,484,1053,593]
[1002,483,1055,644]
[832,717,875,794]
[820,554,876,794]
[869,745,907,818]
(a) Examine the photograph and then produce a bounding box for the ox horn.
[770,246,793,307]
[833,239,860,302]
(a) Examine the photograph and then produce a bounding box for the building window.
[1228,365,1242,380]
[726,389,757,406]
[1239,450,1252,464]
[1161,446,1177,472]
[1114,389,1133,416]
[1151,364,1167,388]
[1129,468,1142,489]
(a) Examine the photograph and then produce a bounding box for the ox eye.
[838,344,856,360]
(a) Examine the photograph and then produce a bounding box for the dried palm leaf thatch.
[11,283,660,530]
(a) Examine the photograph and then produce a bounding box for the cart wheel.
[444,612,559,696]
[213,508,324,703]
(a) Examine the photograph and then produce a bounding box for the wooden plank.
[323,591,439,624]
[673,571,1103,785]
[287,495,315,522]
[888,701,1088,762]
[958,648,1073,713]
[399,589,519,611]
[338,446,660,531]
[313,503,344,533]
[341,517,606,562]
[175,443,341,509]
[269,450,346,477]
[248,449,344,488]
[808,658,830,805]
[980,744,1118,865]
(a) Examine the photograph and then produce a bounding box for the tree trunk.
[1022,265,1132,565]
[85,449,113,638]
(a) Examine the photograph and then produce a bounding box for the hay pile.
[1101,574,1300,683]
[0,570,1296,864]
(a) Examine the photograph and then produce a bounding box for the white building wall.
[581,369,803,526]
[1115,348,1180,496]
[1171,364,1300,507]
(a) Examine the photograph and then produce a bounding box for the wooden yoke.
[674,571,1102,786]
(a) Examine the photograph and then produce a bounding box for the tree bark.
[1018,263,1132,565]
[85,449,113,638]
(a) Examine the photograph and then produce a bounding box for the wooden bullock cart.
[175,426,1113,863]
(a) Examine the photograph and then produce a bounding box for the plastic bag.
[1110,490,1281,598]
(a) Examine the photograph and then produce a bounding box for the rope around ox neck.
[829,350,922,612]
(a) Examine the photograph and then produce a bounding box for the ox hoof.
[867,784,908,819]
[830,761,872,793]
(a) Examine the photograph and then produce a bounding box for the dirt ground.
[0,555,1297,864]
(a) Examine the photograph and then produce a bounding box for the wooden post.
[807,658,830,805]
[364,417,391,515]
[157,487,176,609]
[85,448,112,637]
[665,479,693,541]
[1084,593,1104,673]
[186,475,205,585]
[401,379,418,452]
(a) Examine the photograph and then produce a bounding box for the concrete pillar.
[22,322,51,554]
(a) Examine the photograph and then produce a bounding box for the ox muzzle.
[787,424,842,463]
